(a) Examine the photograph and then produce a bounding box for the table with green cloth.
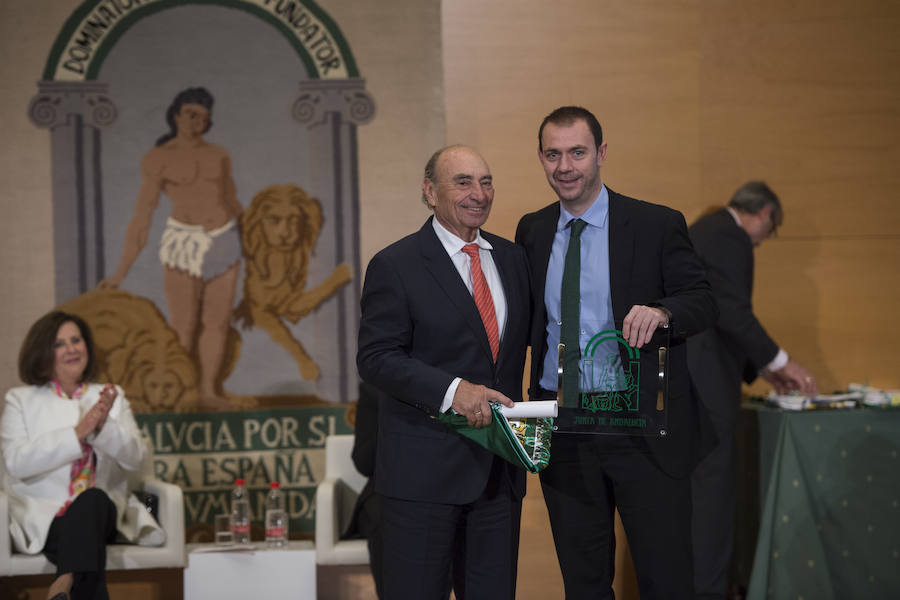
[738,404,900,599]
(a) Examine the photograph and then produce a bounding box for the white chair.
[0,436,185,577]
[315,434,369,565]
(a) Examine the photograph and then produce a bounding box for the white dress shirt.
[431,217,507,412]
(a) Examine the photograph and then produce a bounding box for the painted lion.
[59,288,201,412]
[234,184,351,380]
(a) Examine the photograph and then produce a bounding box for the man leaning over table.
[687,181,818,599]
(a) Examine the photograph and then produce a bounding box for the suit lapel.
[419,218,495,364]
[607,188,634,322]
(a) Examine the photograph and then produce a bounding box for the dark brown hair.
[538,106,604,153]
[18,311,98,385]
[155,87,214,147]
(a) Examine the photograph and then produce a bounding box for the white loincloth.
[158,217,241,280]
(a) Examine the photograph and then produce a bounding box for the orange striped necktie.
[461,243,500,362]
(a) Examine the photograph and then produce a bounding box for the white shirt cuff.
[441,377,462,413]
[766,348,789,372]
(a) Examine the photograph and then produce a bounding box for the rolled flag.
[437,401,555,474]
[498,400,557,418]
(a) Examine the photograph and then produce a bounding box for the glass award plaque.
[552,324,670,437]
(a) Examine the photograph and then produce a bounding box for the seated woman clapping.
[1,311,162,600]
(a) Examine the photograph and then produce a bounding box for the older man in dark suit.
[357,145,531,600]
[687,181,817,599]
[516,105,717,599]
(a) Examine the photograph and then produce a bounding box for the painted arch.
[43,0,360,81]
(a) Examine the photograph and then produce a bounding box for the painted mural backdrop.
[32,0,376,538]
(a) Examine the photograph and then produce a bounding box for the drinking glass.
[214,513,234,545]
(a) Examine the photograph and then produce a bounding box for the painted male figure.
[357,145,530,599]
[99,87,242,410]
[516,106,717,599]
[687,181,817,599]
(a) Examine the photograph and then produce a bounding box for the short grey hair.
[728,181,783,228]
[421,144,467,208]
[421,148,443,208]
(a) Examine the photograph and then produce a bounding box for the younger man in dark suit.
[687,181,817,599]
[357,145,531,599]
[516,106,717,599]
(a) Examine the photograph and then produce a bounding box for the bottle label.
[232,523,250,534]
[266,526,285,537]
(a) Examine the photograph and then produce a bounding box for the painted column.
[292,78,375,403]
[28,81,118,303]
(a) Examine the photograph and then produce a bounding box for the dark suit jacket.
[357,217,531,504]
[515,188,717,478]
[686,208,779,424]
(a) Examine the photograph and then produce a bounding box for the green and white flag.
[438,401,555,474]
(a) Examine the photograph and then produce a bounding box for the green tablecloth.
[744,405,900,599]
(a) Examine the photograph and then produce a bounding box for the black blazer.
[686,208,779,424]
[357,218,531,504]
[515,188,717,478]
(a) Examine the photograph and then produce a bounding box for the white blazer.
[1,383,164,554]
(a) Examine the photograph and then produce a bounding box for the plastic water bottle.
[265,481,288,547]
[231,478,251,544]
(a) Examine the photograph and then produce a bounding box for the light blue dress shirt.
[539,185,625,393]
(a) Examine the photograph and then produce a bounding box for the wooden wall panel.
[747,237,900,395]
[699,0,900,393]
[696,1,900,239]
[442,0,702,241]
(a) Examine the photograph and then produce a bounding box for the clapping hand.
[75,384,117,441]
[95,384,117,429]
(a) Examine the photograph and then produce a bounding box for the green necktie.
[560,218,587,407]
